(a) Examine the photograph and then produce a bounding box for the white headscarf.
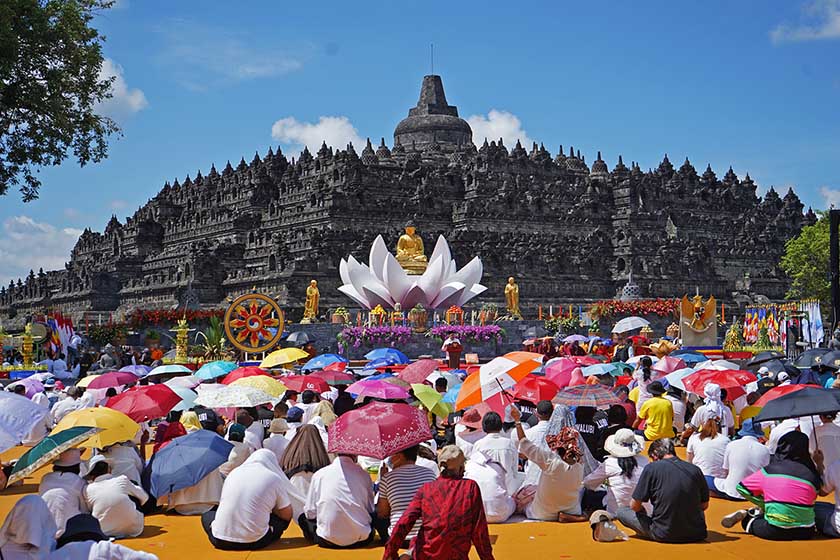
[238,450,307,519]
[0,495,57,559]
[702,383,727,420]
[31,393,50,410]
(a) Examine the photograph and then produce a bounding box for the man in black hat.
[632,381,674,441]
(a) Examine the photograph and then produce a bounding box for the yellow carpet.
[1,446,836,560]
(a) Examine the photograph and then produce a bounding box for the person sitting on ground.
[333,385,355,417]
[614,384,636,427]
[809,412,840,468]
[382,445,494,560]
[102,440,144,485]
[202,450,295,551]
[193,404,223,435]
[470,412,519,494]
[665,386,687,437]
[510,406,586,522]
[681,383,736,442]
[722,431,820,540]
[83,455,149,538]
[0,495,58,559]
[296,390,320,423]
[153,411,186,454]
[633,381,673,441]
[465,439,516,524]
[51,513,159,559]
[574,406,602,457]
[816,447,840,538]
[284,406,304,441]
[584,429,649,514]
[686,408,730,492]
[280,424,332,498]
[51,386,81,423]
[38,449,88,538]
[301,451,375,548]
[711,418,770,501]
[220,423,251,477]
[520,400,554,484]
[264,419,290,464]
[377,445,439,542]
[616,438,708,543]
[595,405,629,462]
[453,407,487,459]
[180,410,202,433]
[232,410,262,451]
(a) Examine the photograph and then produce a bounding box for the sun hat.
[647,381,666,396]
[737,418,765,439]
[269,418,289,434]
[604,428,645,458]
[56,514,108,548]
[87,454,109,471]
[589,509,614,527]
[437,444,465,469]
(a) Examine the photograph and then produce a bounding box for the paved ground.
[1,446,836,560]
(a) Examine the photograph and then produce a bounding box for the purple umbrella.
[563,334,588,343]
[10,378,44,399]
[119,365,153,377]
[347,379,410,401]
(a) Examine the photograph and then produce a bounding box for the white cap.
[54,448,82,467]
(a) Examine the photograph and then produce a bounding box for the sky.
[2,0,839,284]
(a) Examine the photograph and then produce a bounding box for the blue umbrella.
[146,430,232,497]
[367,357,400,368]
[119,365,152,377]
[366,372,395,381]
[442,385,462,405]
[301,354,349,372]
[670,351,707,365]
[664,367,696,391]
[364,348,410,364]
[195,361,238,381]
[170,387,198,411]
[581,363,620,377]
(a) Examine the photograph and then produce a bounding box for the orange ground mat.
[1,445,837,560]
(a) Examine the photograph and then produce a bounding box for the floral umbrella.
[231,376,288,399]
[328,401,433,459]
[398,359,440,384]
[194,385,274,408]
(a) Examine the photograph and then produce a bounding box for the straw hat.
[604,428,645,458]
[269,418,289,434]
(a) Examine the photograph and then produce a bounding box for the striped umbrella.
[553,385,623,408]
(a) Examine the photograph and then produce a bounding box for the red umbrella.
[571,356,600,366]
[754,384,808,408]
[398,359,440,384]
[282,375,330,394]
[221,367,271,385]
[328,401,433,459]
[682,369,756,396]
[309,370,355,386]
[513,376,559,403]
[87,371,137,390]
[323,361,348,372]
[106,385,182,422]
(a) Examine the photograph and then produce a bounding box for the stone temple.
[0,75,815,325]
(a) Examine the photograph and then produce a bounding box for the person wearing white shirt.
[302,454,375,548]
[101,442,144,484]
[464,450,515,522]
[51,354,68,376]
[51,387,82,423]
[682,384,735,440]
[295,390,320,424]
[809,413,840,468]
[454,406,488,459]
[39,450,88,538]
[711,418,771,500]
[263,419,290,464]
[766,418,801,454]
[511,406,586,522]
[815,456,840,538]
[227,410,263,451]
[51,513,159,559]
[470,412,520,494]
[203,450,294,550]
[22,392,53,447]
[583,429,650,513]
[686,408,730,479]
[519,401,553,486]
[0,495,58,559]
[220,424,252,477]
[157,469,223,516]
[665,387,687,434]
[83,455,149,538]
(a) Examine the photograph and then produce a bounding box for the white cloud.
[96,58,148,118]
[109,199,128,210]
[271,116,364,155]
[467,109,534,149]
[771,0,840,42]
[157,20,305,89]
[63,207,81,220]
[0,216,81,285]
[820,186,840,208]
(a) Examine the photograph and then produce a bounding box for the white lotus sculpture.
[338,235,487,310]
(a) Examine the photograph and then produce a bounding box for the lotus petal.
[338,284,369,308]
[419,253,447,296]
[369,235,390,283]
[430,282,466,308]
[457,283,487,306]
[339,258,353,285]
[362,283,396,309]
[382,252,413,304]
[449,256,483,290]
[428,235,451,265]
[401,284,427,309]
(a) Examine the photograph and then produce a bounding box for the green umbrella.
[8,426,100,485]
[411,383,453,418]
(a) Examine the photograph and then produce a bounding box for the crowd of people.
[0,344,839,559]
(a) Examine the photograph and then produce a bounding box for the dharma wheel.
[224,293,285,353]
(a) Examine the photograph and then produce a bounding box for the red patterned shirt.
[382,476,494,560]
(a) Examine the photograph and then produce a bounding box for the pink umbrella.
[12,377,44,399]
[87,371,138,390]
[328,401,434,459]
[652,356,687,376]
[397,359,440,384]
[347,379,410,401]
[544,358,577,387]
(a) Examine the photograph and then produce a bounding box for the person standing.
[382,445,494,560]
[377,445,439,541]
[616,438,709,543]
[633,382,673,441]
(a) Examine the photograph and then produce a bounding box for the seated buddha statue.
[396,224,427,275]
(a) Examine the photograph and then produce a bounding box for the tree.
[0,0,119,201]
[780,212,829,304]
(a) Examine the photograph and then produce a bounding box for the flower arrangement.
[588,319,600,334]
[589,299,679,320]
[427,325,504,344]
[337,325,414,353]
[87,324,128,346]
[128,308,225,328]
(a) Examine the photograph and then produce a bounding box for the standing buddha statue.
[396,224,428,275]
[301,280,320,323]
[505,276,522,319]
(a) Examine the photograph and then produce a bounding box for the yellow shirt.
[628,386,640,406]
[638,396,674,441]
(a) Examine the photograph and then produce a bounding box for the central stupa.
[393,75,472,149]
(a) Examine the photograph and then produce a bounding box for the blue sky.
[2,0,839,284]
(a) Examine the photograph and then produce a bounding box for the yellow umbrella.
[231,376,288,398]
[260,347,309,369]
[411,383,453,418]
[75,375,101,388]
[52,407,140,449]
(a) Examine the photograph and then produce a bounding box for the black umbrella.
[754,387,840,423]
[794,348,829,368]
[756,359,801,378]
[524,326,548,338]
[285,331,311,347]
[746,350,786,367]
[813,350,840,370]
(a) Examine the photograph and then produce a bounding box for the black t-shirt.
[632,457,709,543]
[193,406,221,433]
[574,420,601,456]
[256,407,274,434]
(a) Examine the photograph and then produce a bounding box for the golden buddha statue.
[301,280,320,323]
[504,276,522,319]
[396,224,427,275]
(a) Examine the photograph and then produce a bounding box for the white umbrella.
[426,370,462,387]
[194,385,274,408]
[148,364,192,377]
[0,392,49,452]
[695,359,740,371]
[164,375,202,389]
[664,367,696,391]
[611,316,650,333]
[626,355,660,366]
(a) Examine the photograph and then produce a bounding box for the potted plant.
[587,319,600,336]
[331,307,351,324]
[144,329,161,348]
[409,303,428,332]
[481,302,499,323]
